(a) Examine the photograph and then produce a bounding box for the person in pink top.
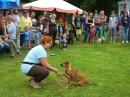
[90,24,96,43]
[1,9,9,19]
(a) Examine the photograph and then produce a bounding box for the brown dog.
[61,61,96,88]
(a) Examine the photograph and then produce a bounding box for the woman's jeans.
[0,42,9,54]
[110,27,116,42]
[100,25,108,40]
[122,27,129,41]
[83,26,89,42]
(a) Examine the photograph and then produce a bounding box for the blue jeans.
[83,26,89,42]
[0,42,9,54]
[128,27,130,41]
[95,26,100,38]
[122,27,129,41]
[110,27,116,42]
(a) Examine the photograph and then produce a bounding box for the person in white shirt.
[109,12,118,43]
[6,15,16,40]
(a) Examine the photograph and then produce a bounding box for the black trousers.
[48,29,57,47]
[26,65,49,82]
[71,24,76,38]
[20,34,24,46]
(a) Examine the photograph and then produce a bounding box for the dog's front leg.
[65,79,71,88]
[62,73,71,88]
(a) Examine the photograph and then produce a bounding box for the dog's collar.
[65,70,78,79]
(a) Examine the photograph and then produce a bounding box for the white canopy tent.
[22,0,83,14]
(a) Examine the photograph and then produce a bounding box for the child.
[90,24,96,43]
[109,12,118,43]
[58,20,67,49]
[75,16,82,41]
[23,26,31,50]
[34,27,42,45]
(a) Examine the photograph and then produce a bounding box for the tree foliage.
[66,0,121,16]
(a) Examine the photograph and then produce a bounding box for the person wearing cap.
[18,10,32,49]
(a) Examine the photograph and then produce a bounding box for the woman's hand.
[56,70,62,76]
[2,25,6,30]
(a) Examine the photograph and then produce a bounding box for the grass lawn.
[0,35,130,97]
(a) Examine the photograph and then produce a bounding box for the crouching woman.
[21,36,61,88]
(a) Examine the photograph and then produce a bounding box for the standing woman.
[19,10,32,49]
[121,12,130,43]
[36,15,44,35]
[47,13,58,48]
[83,12,89,43]
[71,13,76,38]
[109,12,118,43]
[98,11,108,40]
[86,13,95,42]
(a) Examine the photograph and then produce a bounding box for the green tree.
[66,0,120,16]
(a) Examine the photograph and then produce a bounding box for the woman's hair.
[89,13,93,16]
[0,18,7,27]
[38,15,43,22]
[40,36,53,46]
[3,9,9,16]
[124,12,129,17]
[23,10,29,14]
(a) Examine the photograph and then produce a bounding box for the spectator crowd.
[0,8,130,58]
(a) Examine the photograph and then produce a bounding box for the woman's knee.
[42,69,49,77]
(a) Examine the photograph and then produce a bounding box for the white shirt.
[7,22,17,39]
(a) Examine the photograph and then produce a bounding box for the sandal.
[16,52,23,56]
[10,55,15,58]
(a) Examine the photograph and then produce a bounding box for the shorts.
[24,40,30,46]
[76,29,81,34]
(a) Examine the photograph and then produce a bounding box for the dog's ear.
[64,61,69,64]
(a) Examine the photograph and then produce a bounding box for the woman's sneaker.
[28,77,34,82]
[29,80,41,88]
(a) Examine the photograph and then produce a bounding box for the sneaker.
[126,41,128,43]
[28,77,34,82]
[110,41,112,43]
[16,51,23,55]
[113,41,115,43]
[122,41,124,43]
[29,80,41,88]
